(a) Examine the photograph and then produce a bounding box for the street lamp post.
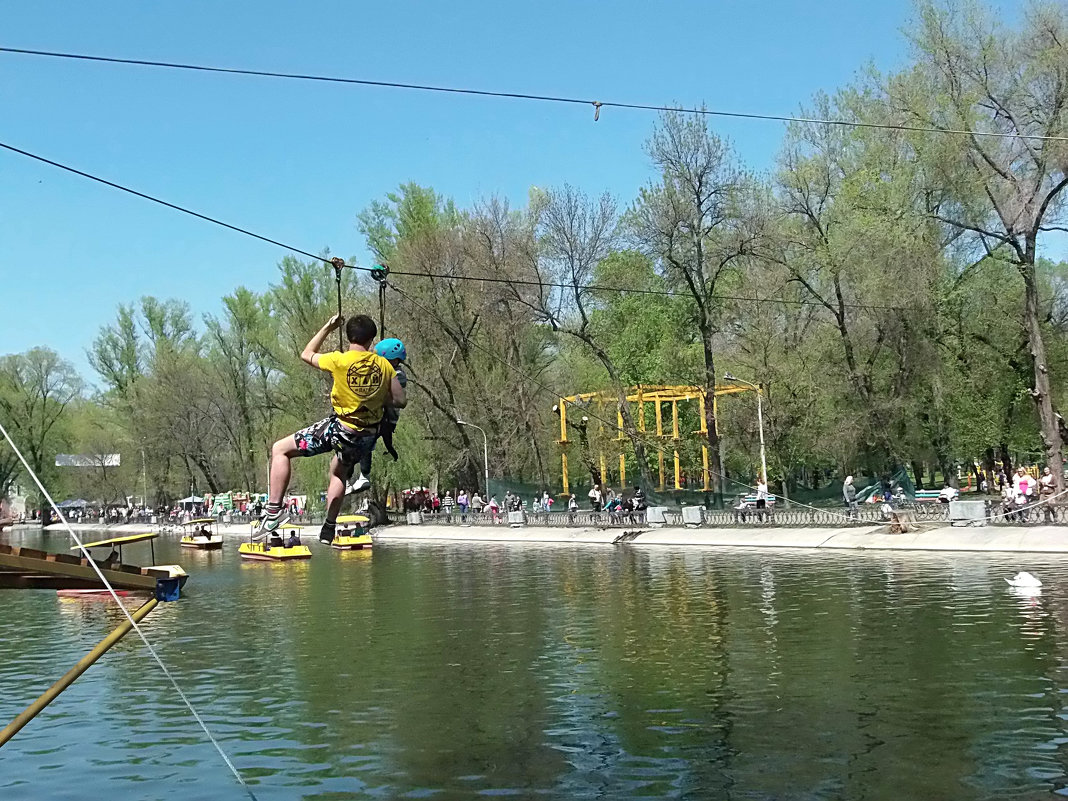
[724,372,768,486]
[456,420,490,497]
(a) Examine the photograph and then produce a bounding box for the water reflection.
[3,537,1068,798]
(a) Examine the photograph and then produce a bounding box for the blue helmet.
[375,337,407,362]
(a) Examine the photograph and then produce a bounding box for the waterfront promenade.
[21,519,1068,553]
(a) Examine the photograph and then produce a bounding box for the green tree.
[629,111,759,497]
[888,0,1068,486]
[0,348,81,509]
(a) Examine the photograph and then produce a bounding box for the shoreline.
[374,523,1068,553]
[13,520,1068,553]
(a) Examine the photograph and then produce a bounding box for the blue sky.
[0,0,1022,381]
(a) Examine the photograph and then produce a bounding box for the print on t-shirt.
[346,358,385,399]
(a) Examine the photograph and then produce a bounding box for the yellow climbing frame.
[554,383,753,495]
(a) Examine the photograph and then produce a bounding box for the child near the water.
[344,337,407,496]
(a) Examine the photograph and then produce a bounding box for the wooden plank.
[0,549,157,590]
[0,573,141,591]
[45,552,82,565]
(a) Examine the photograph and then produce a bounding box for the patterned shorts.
[292,415,377,467]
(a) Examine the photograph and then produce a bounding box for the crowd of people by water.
[402,484,648,524]
[838,465,1063,524]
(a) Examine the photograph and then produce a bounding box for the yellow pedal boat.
[239,523,311,561]
[331,514,373,550]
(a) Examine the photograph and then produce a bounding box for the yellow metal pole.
[655,400,665,491]
[0,597,159,748]
[619,452,626,485]
[559,399,570,496]
[712,395,725,496]
[599,451,607,488]
[672,402,681,489]
[699,395,711,491]
[616,409,624,441]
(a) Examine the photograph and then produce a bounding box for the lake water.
[2,529,1068,800]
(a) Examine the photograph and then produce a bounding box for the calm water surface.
[3,529,1068,800]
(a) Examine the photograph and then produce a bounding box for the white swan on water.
[1005,572,1042,588]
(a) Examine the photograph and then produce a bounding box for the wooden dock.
[0,543,166,591]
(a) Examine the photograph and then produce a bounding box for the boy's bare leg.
[269,436,301,505]
[257,435,300,540]
[325,456,350,520]
[319,456,352,543]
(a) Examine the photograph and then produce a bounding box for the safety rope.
[0,420,260,801]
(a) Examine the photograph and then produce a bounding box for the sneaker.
[254,508,289,541]
[346,475,371,495]
[319,523,336,545]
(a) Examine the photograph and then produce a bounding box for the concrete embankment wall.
[378,524,1068,553]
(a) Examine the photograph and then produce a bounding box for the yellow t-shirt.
[317,350,397,431]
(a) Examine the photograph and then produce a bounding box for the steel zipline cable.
[2,46,1067,142]
[0,140,327,266]
[0,138,913,314]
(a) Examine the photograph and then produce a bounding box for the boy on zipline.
[259,313,406,544]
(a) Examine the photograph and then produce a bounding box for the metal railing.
[386,500,1068,529]
[394,509,652,528]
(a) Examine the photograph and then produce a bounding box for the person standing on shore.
[588,484,602,512]
[1039,466,1056,522]
[843,476,858,520]
[756,476,769,523]
[1012,467,1034,521]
